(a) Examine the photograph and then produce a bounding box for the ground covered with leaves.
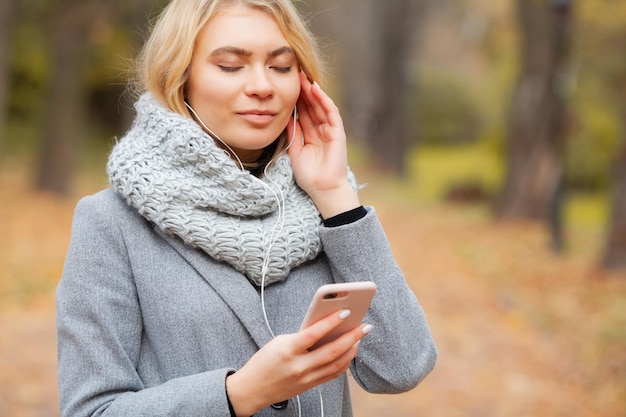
[1,165,625,417]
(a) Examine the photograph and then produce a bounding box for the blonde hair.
[135,0,325,116]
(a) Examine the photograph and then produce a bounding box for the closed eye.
[218,65,243,73]
[271,65,293,73]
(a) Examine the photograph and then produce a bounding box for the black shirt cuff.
[323,206,367,228]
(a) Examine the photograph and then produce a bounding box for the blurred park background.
[0,0,625,416]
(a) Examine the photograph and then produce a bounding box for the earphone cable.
[186,103,315,417]
[185,102,246,171]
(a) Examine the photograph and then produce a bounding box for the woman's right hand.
[225,310,372,416]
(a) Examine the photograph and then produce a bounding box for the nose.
[244,66,274,99]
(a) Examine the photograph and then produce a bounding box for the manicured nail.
[339,309,351,320]
[362,324,373,335]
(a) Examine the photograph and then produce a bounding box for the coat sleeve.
[319,207,437,394]
[56,194,234,417]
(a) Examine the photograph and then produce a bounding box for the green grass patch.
[351,141,610,236]
[565,192,610,231]
[408,142,504,202]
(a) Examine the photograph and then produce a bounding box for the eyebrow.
[268,46,295,58]
[210,46,295,58]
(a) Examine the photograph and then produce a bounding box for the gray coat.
[56,188,437,417]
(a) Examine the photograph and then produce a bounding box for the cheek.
[281,84,301,123]
[187,82,235,126]
[188,64,232,106]
[189,76,225,105]
[285,82,301,109]
[292,80,302,102]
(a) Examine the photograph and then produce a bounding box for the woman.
[56,1,437,416]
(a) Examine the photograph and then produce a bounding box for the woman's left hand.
[287,71,360,219]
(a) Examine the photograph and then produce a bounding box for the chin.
[249,131,284,148]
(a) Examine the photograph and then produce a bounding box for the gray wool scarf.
[107,93,323,286]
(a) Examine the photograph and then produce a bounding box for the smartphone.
[300,281,377,350]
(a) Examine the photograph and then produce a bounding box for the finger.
[298,88,316,135]
[298,71,340,125]
[298,72,328,126]
[308,323,371,365]
[308,340,359,385]
[305,327,367,385]
[293,95,318,145]
[295,309,352,352]
[309,82,344,130]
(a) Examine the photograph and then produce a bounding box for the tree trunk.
[496,0,571,233]
[366,0,424,175]
[602,123,626,270]
[335,0,424,176]
[0,0,18,150]
[334,0,376,145]
[36,2,91,195]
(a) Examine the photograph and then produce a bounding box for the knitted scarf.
[107,93,323,286]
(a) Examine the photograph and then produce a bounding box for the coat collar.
[155,226,274,350]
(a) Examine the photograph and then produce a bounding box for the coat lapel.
[155,227,274,350]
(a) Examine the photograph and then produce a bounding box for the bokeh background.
[1,0,625,416]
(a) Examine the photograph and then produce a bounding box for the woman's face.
[187,5,301,163]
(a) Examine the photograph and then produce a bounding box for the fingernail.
[313,81,320,89]
[339,309,351,320]
[362,324,373,335]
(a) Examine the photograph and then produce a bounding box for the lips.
[237,110,278,126]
